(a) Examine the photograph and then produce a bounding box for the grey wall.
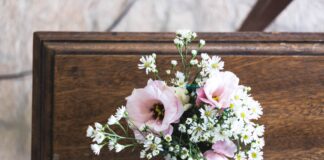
[1,0,324,159]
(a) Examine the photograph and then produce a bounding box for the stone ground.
[1,0,324,159]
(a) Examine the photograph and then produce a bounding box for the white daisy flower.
[138,55,157,74]
[251,137,265,150]
[86,125,94,137]
[253,125,265,139]
[115,143,126,152]
[178,124,186,133]
[108,139,116,151]
[93,131,105,144]
[115,106,126,120]
[108,115,118,125]
[91,144,103,155]
[199,106,217,123]
[94,122,103,131]
[207,56,224,73]
[248,100,263,120]
[248,149,263,160]
[235,151,247,160]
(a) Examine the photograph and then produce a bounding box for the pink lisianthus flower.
[126,79,184,137]
[196,71,239,109]
[203,140,237,160]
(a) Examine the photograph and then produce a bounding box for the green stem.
[117,122,128,136]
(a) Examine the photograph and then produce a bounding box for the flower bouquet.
[86,30,265,160]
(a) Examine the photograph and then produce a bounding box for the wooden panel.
[33,32,324,160]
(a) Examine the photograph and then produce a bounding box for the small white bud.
[199,39,206,47]
[108,115,118,125]
[190,59,198,65]
[166,70,171,75]
[152,53,156,58]
[164,134,172,142]
[171,60,178,66]
[191,50,197,56]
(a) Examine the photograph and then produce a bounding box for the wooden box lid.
[32,32,324,160]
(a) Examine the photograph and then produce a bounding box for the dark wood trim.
[32,32,324,160]
[239,0,293,31]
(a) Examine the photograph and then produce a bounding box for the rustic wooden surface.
[33,32,324,160]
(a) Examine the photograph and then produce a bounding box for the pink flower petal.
[212,140,237,158]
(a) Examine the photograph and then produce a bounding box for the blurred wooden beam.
[106,0,137,31]
[239,0,293,31]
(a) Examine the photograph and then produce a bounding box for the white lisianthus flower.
[91,144,103,155]
[86,125,94,137]
[115,143,126,152]
[108,115,118,125]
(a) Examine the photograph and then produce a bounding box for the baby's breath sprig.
[87,106,138,155]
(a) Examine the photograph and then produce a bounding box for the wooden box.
[32,32,324,160]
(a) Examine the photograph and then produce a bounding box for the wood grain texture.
[33,32,324,160]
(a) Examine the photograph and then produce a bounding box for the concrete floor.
[1,0,324,159]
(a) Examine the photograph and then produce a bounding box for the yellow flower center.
[205,111,212,117]
[151,103,165,120]
[144,62,151,68]
[212,96,219,101]
[211,63,219,69]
